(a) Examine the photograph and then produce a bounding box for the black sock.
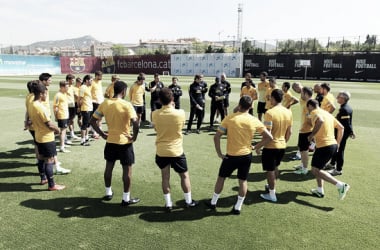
[37,160,46,180]
[45,162,55,188]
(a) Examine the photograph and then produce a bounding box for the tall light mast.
[236,3,243,53]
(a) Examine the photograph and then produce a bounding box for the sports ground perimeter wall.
[171,53,242,78]
[0,54,61,75]
[1,53,379,82]
[243,53,380,82]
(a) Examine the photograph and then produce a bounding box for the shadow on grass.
[0,160,36,170]
[0,182,43,192]
[0,170,37,178]
[139,196,242,222]
[243,189,334,212]
[0,147,35,160]
[20,197,164,218]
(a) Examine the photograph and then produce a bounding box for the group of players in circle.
[24,70,354,214]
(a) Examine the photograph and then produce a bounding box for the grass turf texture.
[0,74,379,249]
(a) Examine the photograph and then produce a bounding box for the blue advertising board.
[0,54,61,75]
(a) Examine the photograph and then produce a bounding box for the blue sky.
[1,0,379,46]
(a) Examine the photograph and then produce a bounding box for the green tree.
[205,45,213,53]
[111,44,128,56]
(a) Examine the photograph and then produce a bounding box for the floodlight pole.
[304,66,308,80]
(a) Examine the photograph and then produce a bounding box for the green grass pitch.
[0,74,379,249]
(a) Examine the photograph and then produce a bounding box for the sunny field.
[0,74,379,249]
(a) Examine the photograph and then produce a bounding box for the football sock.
[164,193,173,207]
[45,162,55,188]
[122,192,130,202]
[37,159,45,180]
[211,192,220,205]
[317,187,324,194]
[105,187,112,196]
[269,189,276,198]
[335,182,344,189]
[234,196,245,211]
[184,192,192,204]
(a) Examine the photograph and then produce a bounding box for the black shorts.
[37,141,57,158]
[69,107,76,120]
[257,102,267,114]
[311,144,337,169]
[104,142,135,166]
[218,154,252,180]
[81,111,91,130]
[133,105,144,115]
[298,132,312,151]
[151,101,162,111]
[92,103,99,114]
[262,148,285,171]
[57,119,68,128]
[155,153,188,173]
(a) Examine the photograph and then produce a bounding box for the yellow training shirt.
[152,105,186,157]
[105,83,115,99]
[41,88,51,117]
[218,112,265,156]
[258,80,269,102]
[25,93,35,131]
[265,87,279,110]
[67,85,75,107]
[29,101,54,143]
[310,108,340,148]
[53,92,69,120]
[264,105,293,149]
[93,98,137,144]
[129,82,145,106]
[91,79,104,104]
[299,98,313,133]
[321,92,335,112]
[73,86,80,103]
[79,85,93,112]
[282,91,294,109]
[240,86,257,108]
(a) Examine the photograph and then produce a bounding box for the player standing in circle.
[306,99,350,200]
[29,83,65,191]
[148,73,165,119]
[208,77,227,129]
[260,89,293,203]
[66,74,79,140]
[221,73,231,116]
[53,81,70,153]
[320,82,336,113]
[91,71,104,139]
[185,74,207,134]
[168,76,182,109]
[104,74,120,99]
[328,91,355,176]
[152,87,198,211]
[90,81,141,206]
[78,75,93,146]
[257,71,269,121]
[239,79,257,115]
[129,75,146,132]
[293,86,314,175]
[206,95,273,214]
[281,82,299,109]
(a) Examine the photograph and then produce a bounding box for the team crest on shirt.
[70,57,86,73]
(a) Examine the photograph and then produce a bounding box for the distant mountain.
[11,35,110,51]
